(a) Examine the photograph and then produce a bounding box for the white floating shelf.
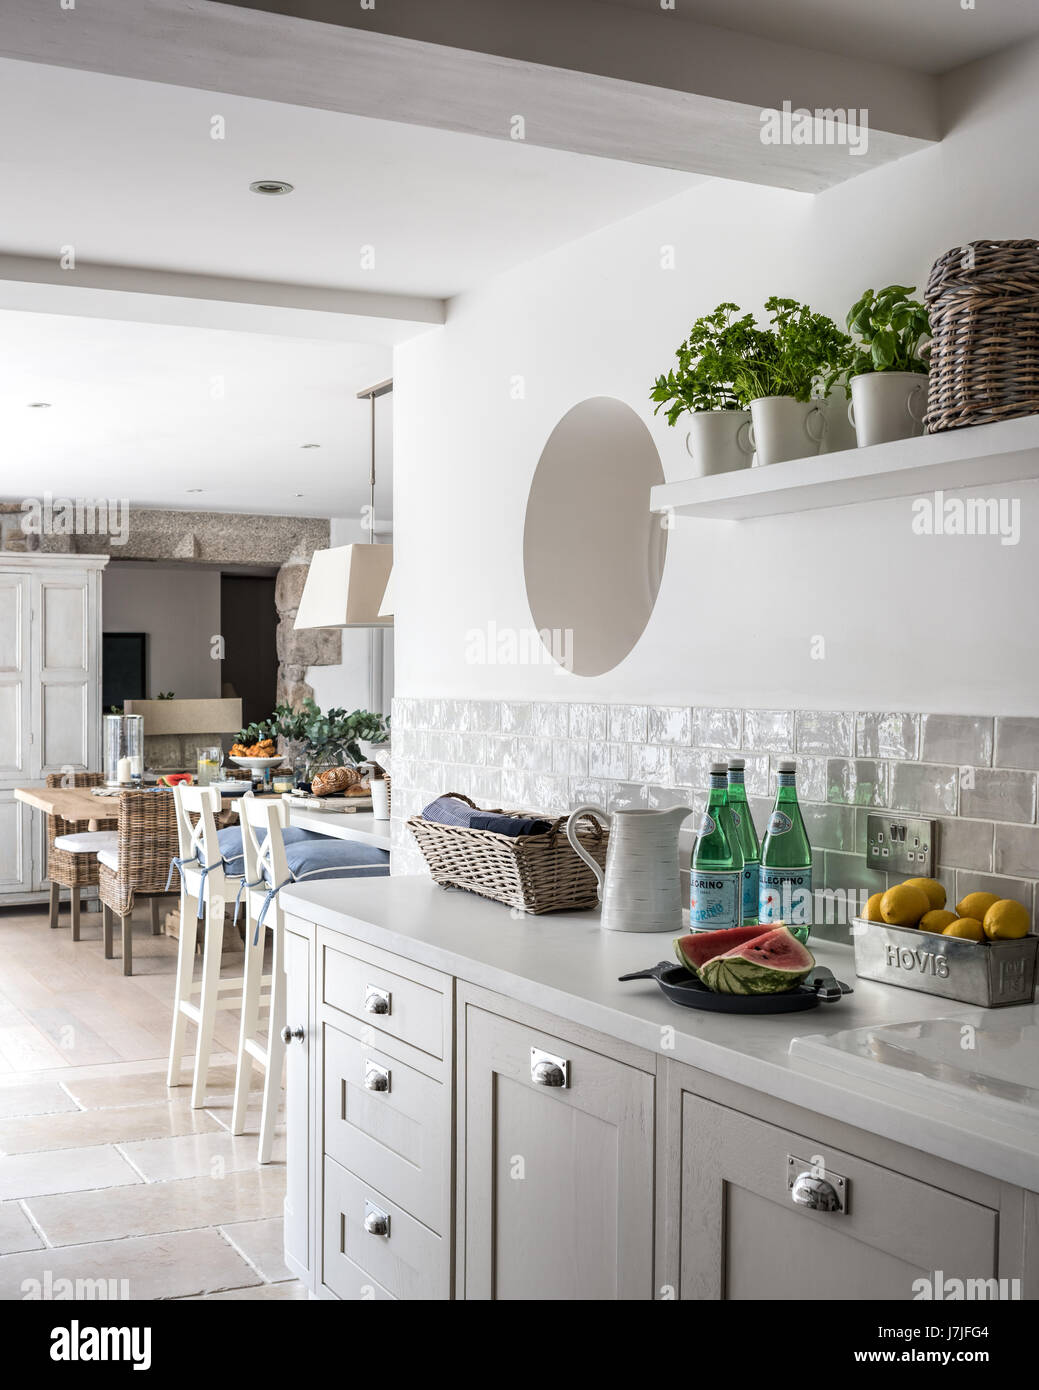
[650,415,1039,521]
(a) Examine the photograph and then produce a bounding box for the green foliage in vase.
[650,303,768,422]
[237,701,390,766]
[731,297,853,404]
[846,284,930,377]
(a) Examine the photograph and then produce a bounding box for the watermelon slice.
[156,773,194,787]
[674,926,770,977]
[699,924,815,996]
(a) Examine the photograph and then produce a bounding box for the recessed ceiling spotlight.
[186,488,203,494]
[27,401,51,408]
[295,493,304,498]
[249,179,294,196]
[301,443,320,449]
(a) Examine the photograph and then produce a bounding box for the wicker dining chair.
[97,788,180,976]
[45,771,117,939]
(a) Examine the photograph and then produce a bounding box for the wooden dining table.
[14,784,119,830]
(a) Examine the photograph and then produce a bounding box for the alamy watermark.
[21,493,130,546]
[464,620,574,674]
[912,490,1020,546]
[760,100,869,157]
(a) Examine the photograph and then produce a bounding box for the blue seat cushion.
[274,836,390,885]
[217,824,328,876]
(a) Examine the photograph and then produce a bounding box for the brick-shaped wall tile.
[959,768,1037,824]
[500,702,533,735]
[467,701,501,733]
[608,705,648,743]
[743,709,794,752]
[590,743,629,780]
[568,703,607,741]
[796,710,855,756]
[953,868,1035,908]
[801,802,858,852]
[693,707,741,747]
[532,702,570,738]
[994,716,1039,770]
[856,712,919,760]
[630,744,673,784]
[648,706,692,744]
[827,758,888,807]
[992,824,1039,879]
[889,762,958,815]
[919,713,993,767]
[937,818,994,873]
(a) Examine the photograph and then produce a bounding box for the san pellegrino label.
[727,763,761,926]
[759,762,813,941]
[690,767,743,931]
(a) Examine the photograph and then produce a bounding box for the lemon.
[920,909,957,934]
[982,898,1031,941]
[943,917,985,941]
[903,877,946,912]
[863,892,885,922]
[956,891,1000,922]
[880,883,930,928]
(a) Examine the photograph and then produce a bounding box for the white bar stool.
[167,784,251,1108]
[232,794,286,1164]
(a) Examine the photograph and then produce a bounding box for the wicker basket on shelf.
[924,239,1039,433]
[408,793,608,914]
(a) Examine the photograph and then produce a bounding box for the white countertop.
[281,875,1039,1191]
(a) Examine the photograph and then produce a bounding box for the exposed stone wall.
[0,502,340,712]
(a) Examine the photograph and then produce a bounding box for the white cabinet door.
[283,920,314,1290]
[0,792,33,895]
[462,1001,655,1301]
[36,572,95,774]
[0,572,31,780]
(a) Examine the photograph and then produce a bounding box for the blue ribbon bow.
[165,852,225,918]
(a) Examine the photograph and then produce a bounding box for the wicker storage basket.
[408,793,608,914]
[924,239,1039,432]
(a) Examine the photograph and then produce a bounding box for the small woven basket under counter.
[408,793,608,914]
[924,238,1039,432]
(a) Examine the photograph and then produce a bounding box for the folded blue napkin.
[421,795,550,837]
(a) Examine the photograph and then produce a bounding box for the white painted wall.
[393,38,1039,717]
[103,562,221,698]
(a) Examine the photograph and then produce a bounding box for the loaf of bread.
[310,765,363,796]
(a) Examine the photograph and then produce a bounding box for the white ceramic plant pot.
[684,409,754,478]
[748,396,827,467]
[848,372,928,447]
[370,778,390,821]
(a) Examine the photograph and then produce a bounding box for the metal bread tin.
[852,919,1038,1008]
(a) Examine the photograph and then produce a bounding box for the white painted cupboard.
[0,554,107,905]
[282,903,1038,1301]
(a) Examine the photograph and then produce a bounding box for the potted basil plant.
[650,303,758,477]
[731,297,853,467]
[845,285,930,446]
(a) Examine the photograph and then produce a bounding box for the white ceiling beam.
[0,255,445,345]
[0,0,938,192]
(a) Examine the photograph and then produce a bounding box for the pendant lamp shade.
[293,543,394,630]
[377,564,395,619]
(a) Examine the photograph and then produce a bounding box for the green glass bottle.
[759,758,813,941]
[690,762,744,932]
[727,759,761,926]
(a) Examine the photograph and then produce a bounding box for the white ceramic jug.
[566,804,690,933]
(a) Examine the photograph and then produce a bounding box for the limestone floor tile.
[220,1216,291,1282]
[2,1099,223,1155]
[26,1166,287,1247]
[0,1080,80,1119]
[0,1227,261,1300]
[117,1129,266,1183]
[0,1200,44,1254]
[62,1064,237,1111]
[183,1280,308,1301]
[0,1144,141,1201]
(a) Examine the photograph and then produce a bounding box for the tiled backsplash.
[390,698,1039,924]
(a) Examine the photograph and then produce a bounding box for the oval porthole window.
[523,397,668,677]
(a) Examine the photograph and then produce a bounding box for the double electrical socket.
[865,813,937,877]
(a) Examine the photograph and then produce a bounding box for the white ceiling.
[597,0,1039,75]
[0,58,696,300]
[0,311,394,519]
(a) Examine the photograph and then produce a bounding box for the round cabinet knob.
[791,1172,841,1212]
[531,1060,565,1087]
[280,1025,305,1045]
[364,1210,390,1237]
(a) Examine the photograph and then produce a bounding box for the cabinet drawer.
[323,1156,447,1301]
[323,1022,448,1234]
[322,938,448,1061]
[680,1094,999,1300]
